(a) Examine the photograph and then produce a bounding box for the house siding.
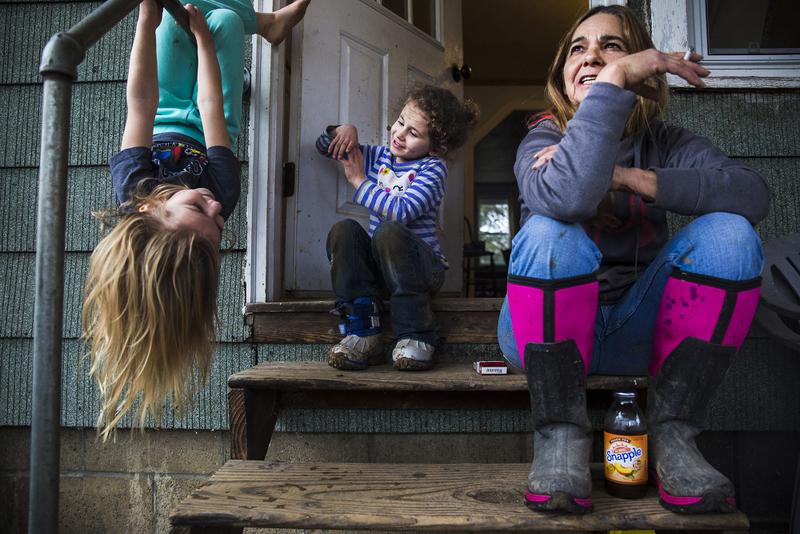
[1,1,799,434]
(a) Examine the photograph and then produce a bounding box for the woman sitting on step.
[498,5,771,515]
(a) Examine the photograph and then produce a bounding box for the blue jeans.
[327,219,446,344]
[498,213,764,375]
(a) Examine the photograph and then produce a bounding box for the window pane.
[381,0,407,20]
[412,0,434,37]
[478,202,510,266]
[706,0,800,54]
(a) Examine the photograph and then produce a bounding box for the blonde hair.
[539,5,670,228]
[83,181,221,440]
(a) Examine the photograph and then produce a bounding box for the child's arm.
[339,143,367,189]
[120,0,162,150]
[186,4,231,150]
[325,124,359,160]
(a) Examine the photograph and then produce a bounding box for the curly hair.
[82,181,221,441]
[403,83,480,158]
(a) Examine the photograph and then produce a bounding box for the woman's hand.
[532,144,559,170]
[340,145,367,189]
[610,166,658,201]
[328,124,359,160]
[597,49,710,101]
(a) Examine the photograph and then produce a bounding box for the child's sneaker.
[328,297,383,370]
[392,338,434,371]
[328,333,383,370]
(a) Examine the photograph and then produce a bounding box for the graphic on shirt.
[151,142,208,180]
[376,164,415,197]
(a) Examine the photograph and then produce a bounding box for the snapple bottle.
[604,390,648,499]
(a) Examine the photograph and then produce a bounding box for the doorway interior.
[461,0,587,297]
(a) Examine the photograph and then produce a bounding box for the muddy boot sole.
[525,491,594,514]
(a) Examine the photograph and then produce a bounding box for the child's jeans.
[498,212,764,375]
[327,219,446,345]
[154,6,248,150]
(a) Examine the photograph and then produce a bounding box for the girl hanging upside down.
[82,0,309,440]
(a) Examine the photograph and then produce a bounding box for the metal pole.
[30,0,195,530]
[29,74,72,534]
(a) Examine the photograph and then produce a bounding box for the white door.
[280,0,465,298]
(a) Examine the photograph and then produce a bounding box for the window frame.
[369,0,443,45]
[651,0,800,88]
[473,182,520,267]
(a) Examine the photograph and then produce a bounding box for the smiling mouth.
[579,75,597,85]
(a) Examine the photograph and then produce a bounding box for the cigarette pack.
[473,361,508,375]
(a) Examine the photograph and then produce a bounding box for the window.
[651,0,800,88]
[474,184,519,267]
[372,0,439,40]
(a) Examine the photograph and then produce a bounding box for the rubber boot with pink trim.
[647,269,761,514]
[507,273,598,514]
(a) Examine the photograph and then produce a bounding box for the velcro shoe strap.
[338,315,381,336]
[330,302,377,318]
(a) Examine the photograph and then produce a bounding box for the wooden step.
[229,360,648,392]
[169,461,749,532]
[245,298,504,344]
[226,361,647,461]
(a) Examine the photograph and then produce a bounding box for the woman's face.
[562,13,629,106]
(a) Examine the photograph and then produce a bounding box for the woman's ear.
[138,203,153,212]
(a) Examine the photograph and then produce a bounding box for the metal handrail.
[31,1,193,531]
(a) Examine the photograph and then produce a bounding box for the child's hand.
[328,124,358,160]
[532,144,559,170]
[138,0,162,29]
[340,146,367,189]
[185,3,211,39]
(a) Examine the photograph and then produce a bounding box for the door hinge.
[282,162,295,198]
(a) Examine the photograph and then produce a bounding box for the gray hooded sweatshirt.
[514,82,771,303]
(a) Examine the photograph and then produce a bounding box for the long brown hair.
[538,5,670,227]
[83,181,221,440]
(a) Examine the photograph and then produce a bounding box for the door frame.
[246,0,289,303]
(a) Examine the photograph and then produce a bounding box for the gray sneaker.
[392,338,434,371]
[328,333,383,370]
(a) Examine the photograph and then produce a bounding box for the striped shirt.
[316,131,449,267]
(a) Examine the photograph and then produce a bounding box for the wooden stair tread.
[245,298,505,313]
[228,361,648,391]
[245,298,504,344]
[170,461,749,531]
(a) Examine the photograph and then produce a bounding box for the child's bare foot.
[256,0,310,45]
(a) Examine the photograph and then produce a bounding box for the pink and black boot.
[648,269,761,513]
[507,273,598,514]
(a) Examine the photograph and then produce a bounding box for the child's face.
[142,188,224,248]
[389,102,434,163]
